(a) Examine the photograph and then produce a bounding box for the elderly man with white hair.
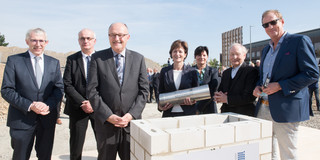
[214,43,259,116]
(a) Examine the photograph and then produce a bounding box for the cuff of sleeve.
[28,103,33,112]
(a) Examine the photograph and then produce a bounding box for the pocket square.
[285,52,290,55]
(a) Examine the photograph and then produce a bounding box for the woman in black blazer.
[193,46,220,114]
[158,40,198,117]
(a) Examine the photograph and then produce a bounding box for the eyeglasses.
[108,33,128,38]
[79,37,95,41]
[262,18,280,28]
[30,39,46,44]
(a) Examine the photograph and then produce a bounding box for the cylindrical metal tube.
[159,85,211,106]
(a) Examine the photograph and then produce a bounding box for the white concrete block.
[249,138,272,154]
[134,142,145,160]
[174,115,204,128]
[146,117,178,130]
[201,124,235,147]
[200,114,229,125]
[130,137,135,154]
[230,121,261,142]
[228,115,241,122]
[131,152,138,160]
[165,127,204,152]
[131,119,152,142]
[260,153,272,160]
[145,151,188,160]
[139,125,169,155]
[251,118,273,138]
[231,114,255,120]
[220,141,248,148]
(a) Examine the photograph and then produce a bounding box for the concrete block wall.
[130,113,272,160]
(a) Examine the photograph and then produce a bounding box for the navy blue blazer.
[1,51,64,129]
[158,64,198,116]
[256,33,319,122]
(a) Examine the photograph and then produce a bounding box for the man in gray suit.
[1,28,64,160]
[87,23,149,160]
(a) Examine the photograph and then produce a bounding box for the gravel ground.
[301,109,320,130]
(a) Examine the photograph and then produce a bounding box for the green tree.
[0,33,9,47]
[208,58,220,69]
[161,63,169,68]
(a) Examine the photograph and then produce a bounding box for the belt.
[260,99,269,106]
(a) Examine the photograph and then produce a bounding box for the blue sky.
[1,0,319,65]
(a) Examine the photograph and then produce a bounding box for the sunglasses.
[262,19,280,28]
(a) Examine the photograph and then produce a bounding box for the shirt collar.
[232,62,242,70]
[81,51,95,58]
[28,50,44,60]
[268,31,287,47]
[112,49,126,57]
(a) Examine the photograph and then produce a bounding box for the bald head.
[78,28,96,55]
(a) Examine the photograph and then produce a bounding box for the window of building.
[256,51,260,57]
[251,52,255,58]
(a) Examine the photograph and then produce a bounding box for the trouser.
[257,101,299,160]
[96,127,130,160]
[10,123,56,160]
[309,88,320,111]
[69,113,96,160]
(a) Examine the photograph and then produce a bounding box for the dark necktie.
[116,54,123,84]
[86,56,91,82]
[34,56,42,88]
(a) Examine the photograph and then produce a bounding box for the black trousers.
[10,122,56,160]
[69,113,96,160]
[96,126,130,160]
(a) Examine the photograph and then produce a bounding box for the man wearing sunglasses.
[253,10,319,160]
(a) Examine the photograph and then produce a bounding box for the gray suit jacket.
[87,48,149,132]
[1,51,64,129]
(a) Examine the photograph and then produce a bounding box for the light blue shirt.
[262,32,287,84]
[231,63,241,79]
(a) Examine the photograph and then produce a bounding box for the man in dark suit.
[214,43,258,116]
[147,67,154,103]
[63,28,97,160]
[253,10,319,159]
[152,68,160,101]
[87,23,149,160]
[1,28,64,160]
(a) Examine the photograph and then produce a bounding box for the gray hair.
[25,28,47,40]
[78,28,96,39]
[229,43,248,55]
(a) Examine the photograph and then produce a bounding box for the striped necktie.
[116,54,123,84]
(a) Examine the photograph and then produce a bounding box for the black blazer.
[63,51,90,118]
[193,65,220,113]
[158,64,198,116]
[218,63,258,116]
[1,52,64,129]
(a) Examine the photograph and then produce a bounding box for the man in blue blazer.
[1,28,64,160]
[253,10,319,160]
